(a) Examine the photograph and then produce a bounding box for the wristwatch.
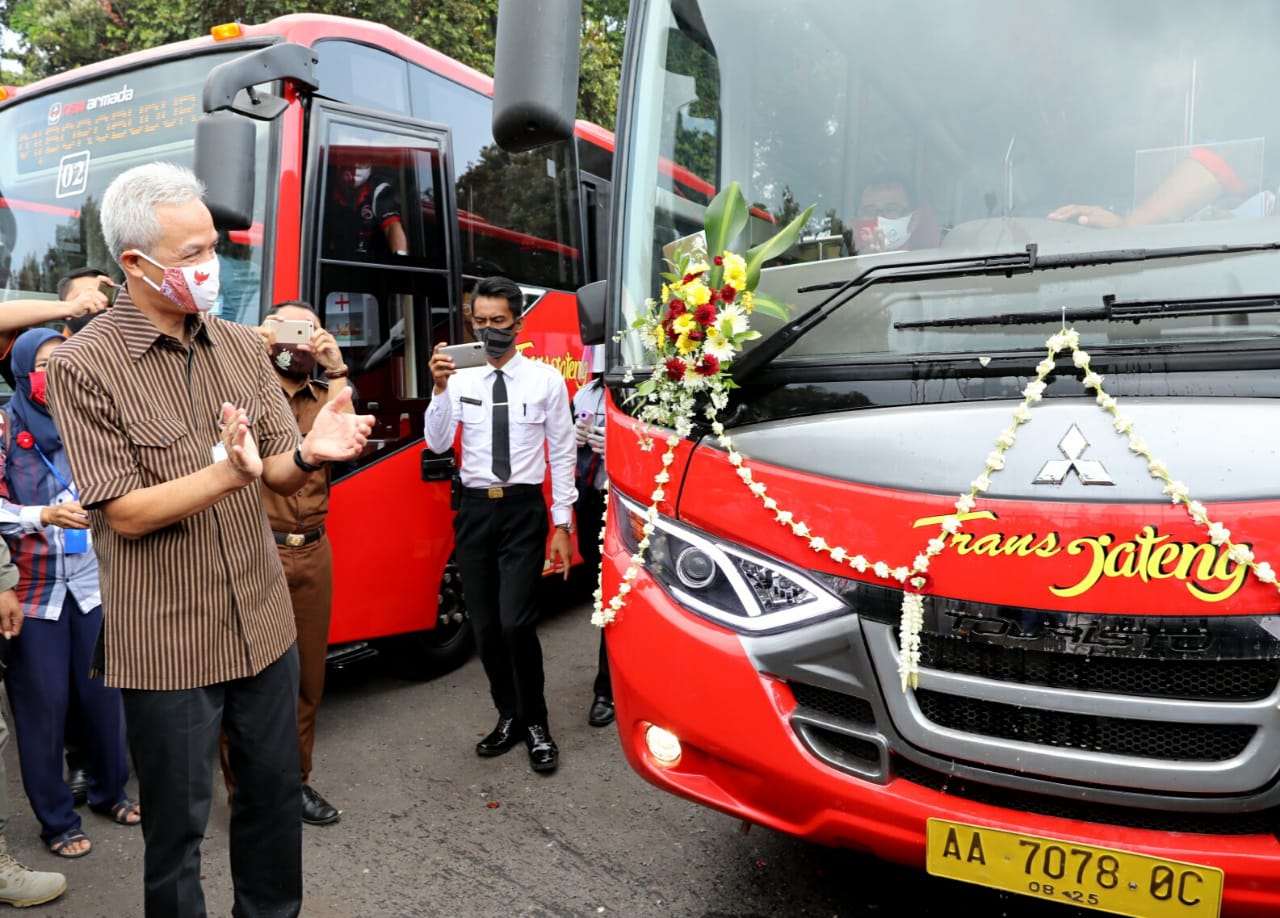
[555,522,573,535]
[293,444,324,473]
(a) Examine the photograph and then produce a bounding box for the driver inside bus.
[324,159,410,260]
[852,172,941,253]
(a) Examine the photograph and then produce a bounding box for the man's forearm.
[0,299,76,332]
[260,449,311,497]
[103,462,253,539]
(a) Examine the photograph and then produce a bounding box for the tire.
[386,555,474,680]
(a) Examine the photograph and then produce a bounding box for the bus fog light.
[645,725,683,765]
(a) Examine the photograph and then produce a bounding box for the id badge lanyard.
[31,443,88,555]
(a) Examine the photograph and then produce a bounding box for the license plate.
[926,819,1223,918]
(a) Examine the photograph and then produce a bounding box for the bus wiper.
[894,292,1280,329]
[732,240,1280,382]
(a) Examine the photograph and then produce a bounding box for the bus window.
[311,111,458,468]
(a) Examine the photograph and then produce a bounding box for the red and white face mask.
[132,250,221,314]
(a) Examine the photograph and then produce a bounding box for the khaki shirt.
[261,378,330,534]
[46,291,299,690]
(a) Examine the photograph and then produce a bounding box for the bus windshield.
[0,51,271,323]
[618,0,1280,369]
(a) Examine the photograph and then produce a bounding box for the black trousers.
[122,645,302,918]
[455,489,550,726]
[575,483,612,700]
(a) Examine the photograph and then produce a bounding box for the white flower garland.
[593,327,1278,692]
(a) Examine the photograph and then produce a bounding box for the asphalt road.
[2,582,1104,918]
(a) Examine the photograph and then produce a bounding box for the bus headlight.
[614,491,847,634]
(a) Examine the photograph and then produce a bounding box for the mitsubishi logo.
[1032,424,1114,486]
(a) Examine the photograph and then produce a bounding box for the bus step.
[326,641,379,671]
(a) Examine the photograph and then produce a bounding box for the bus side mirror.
[576,279,606,345]
[492,0,581,152]
[194,113,256,231]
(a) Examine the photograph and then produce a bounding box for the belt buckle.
[285,533,306,547]
[487,487,504,499]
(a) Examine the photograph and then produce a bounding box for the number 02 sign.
[55,151,91,199]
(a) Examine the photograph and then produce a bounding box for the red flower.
[664,358,686,381]
[694,304,717,327]
[682,271,704,284]
[721,285,737,302]
[694,354,720,376]
[687,328,705,341]
[15,432,33,450]
[713,255,724,266]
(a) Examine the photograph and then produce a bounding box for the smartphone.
[276,319,314,345]
[98,280,119,306]
[440,341,487,369]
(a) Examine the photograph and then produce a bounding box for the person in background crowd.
[571,345,614,728]
[425,276,576,774]
[220,300,352,827]
[46,161,374,916]
[53,267,114,810]
[0,287,108,388]
[0,535,67,906]
[0,329,136,859]
[59,267,115,336]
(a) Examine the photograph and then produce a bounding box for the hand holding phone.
[439,341,487,369]
[275,319,314,345]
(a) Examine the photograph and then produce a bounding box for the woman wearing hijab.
[0,328,136,859]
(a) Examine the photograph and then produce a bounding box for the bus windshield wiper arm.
[732,240,1280,381]
[895,292,1280,329]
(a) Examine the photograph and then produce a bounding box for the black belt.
[272,524,325,547]
[462,483,542,500]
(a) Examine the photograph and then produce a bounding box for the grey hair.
[100,162,207,262]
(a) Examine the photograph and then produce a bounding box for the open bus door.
[301,102,475,676]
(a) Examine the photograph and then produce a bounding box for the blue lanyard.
[30,442,77,500]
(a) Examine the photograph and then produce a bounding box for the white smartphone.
[276,319,314,345]
[440,341,487,369]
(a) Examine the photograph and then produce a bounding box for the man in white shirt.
[424,276,576,773]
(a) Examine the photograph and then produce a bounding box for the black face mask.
[269,343,317,380]
[478,324,517,359]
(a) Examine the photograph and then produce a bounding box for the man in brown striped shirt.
[46,162,373,918]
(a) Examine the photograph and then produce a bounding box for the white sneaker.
[0,837,66,908]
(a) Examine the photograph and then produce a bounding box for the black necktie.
[491,370,511,481]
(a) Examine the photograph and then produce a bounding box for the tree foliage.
[1,0,627,126]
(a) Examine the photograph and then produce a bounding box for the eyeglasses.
[858,202,911,219]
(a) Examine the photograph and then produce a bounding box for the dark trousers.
[123,645,302,918]
[575,483,611,700]
[455,490,550,726]
[6,595,128,843]
[64,704,89,775]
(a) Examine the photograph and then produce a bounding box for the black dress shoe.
[66,768,89,807]
[301,784,341,826]
[476,716,522,757]
[587,695,615,728]
[526,724,559,773]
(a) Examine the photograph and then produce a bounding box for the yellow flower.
[685,281,711,307]
[653,323,667,349]
[722,252,747,290]
[740,290,755,313]
[676,333,699,355]
[672,312,697,335]
[661,283,671,302]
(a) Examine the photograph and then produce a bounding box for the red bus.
[497,2,1280,916]
[0,14,613,676]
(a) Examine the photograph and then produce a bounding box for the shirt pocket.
[460,401,487,426]
[125,416,191,482]
[511,403,547,453]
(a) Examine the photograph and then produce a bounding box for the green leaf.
[744,204,814,291]
[750,292,793,321]
[703,182,748,264]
